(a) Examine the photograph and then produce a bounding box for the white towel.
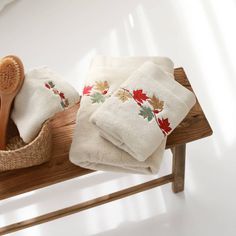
[90,61,196,161]
[69,56,174,174]
[11,67,80,143]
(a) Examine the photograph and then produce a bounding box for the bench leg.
[171,144,186,193]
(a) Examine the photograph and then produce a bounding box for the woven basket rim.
[0,120,50,154]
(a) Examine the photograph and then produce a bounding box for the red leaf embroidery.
[102,89,108,95]
[59,92,65,99]
[44,81,69,109]
[53,89,59,95]
[83,85,93,95]
[133,89,148,104]
[153,109,159,114]
[158,118,172,135]
[45,83,50,89]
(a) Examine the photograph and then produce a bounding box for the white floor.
[0,0,236,235]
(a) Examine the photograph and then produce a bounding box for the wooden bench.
[0,68,213,235]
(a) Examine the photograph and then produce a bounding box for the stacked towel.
[11,67,80,143]
[69,56,174,174]
[90,61,196,161]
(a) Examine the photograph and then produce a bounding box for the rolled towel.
[69,56,174,174]
[90,62,196,161]
[11,67,80,143]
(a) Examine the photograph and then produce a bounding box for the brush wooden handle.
[0,97,13,150]
[0,55,25,150]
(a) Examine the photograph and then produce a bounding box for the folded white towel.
[90,62,196,161]
[69,56,174,174]
[11,67,80,143]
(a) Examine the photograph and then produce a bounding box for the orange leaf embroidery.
[115,89,132,102]
[94,81,109,92]
[148,95,164,111]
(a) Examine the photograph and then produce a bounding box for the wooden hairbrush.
[0,55,24,150]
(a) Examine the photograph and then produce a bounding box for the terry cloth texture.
[69,56,174,174]
[11,67,80,143]
[90,61,196,161]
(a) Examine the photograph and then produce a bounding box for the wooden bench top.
[0,68,213,200]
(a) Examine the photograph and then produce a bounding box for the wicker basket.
[0,120,52,172]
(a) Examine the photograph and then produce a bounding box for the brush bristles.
[0,57,22,92]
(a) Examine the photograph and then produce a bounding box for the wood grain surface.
[0,68,213,200]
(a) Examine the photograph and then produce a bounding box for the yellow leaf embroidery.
[115,89,132,102]
[148,95,164,110]
[94,81,109,92]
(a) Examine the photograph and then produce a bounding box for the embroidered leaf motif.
[148,95,164,110]
[83,85,93,95]
[94,81,109,92]
[61,101,65,108]
[133,89,148,104]
[91,92,105,103]
[53,89,59,95]
[84,81,110,104]
[44,81,69,109]
[139,106,154,121]
[64,98,69,107]
[45,83,50,89]
[59,92,65,99]
[158,118,172,135]
[48,81,55,88]
[115,89,132,102]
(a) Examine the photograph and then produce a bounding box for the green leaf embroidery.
[45,81,69,109]
[139,106,154,121]
[60,101,65,108]
[48,81,55,88]
[91,92,105,103]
